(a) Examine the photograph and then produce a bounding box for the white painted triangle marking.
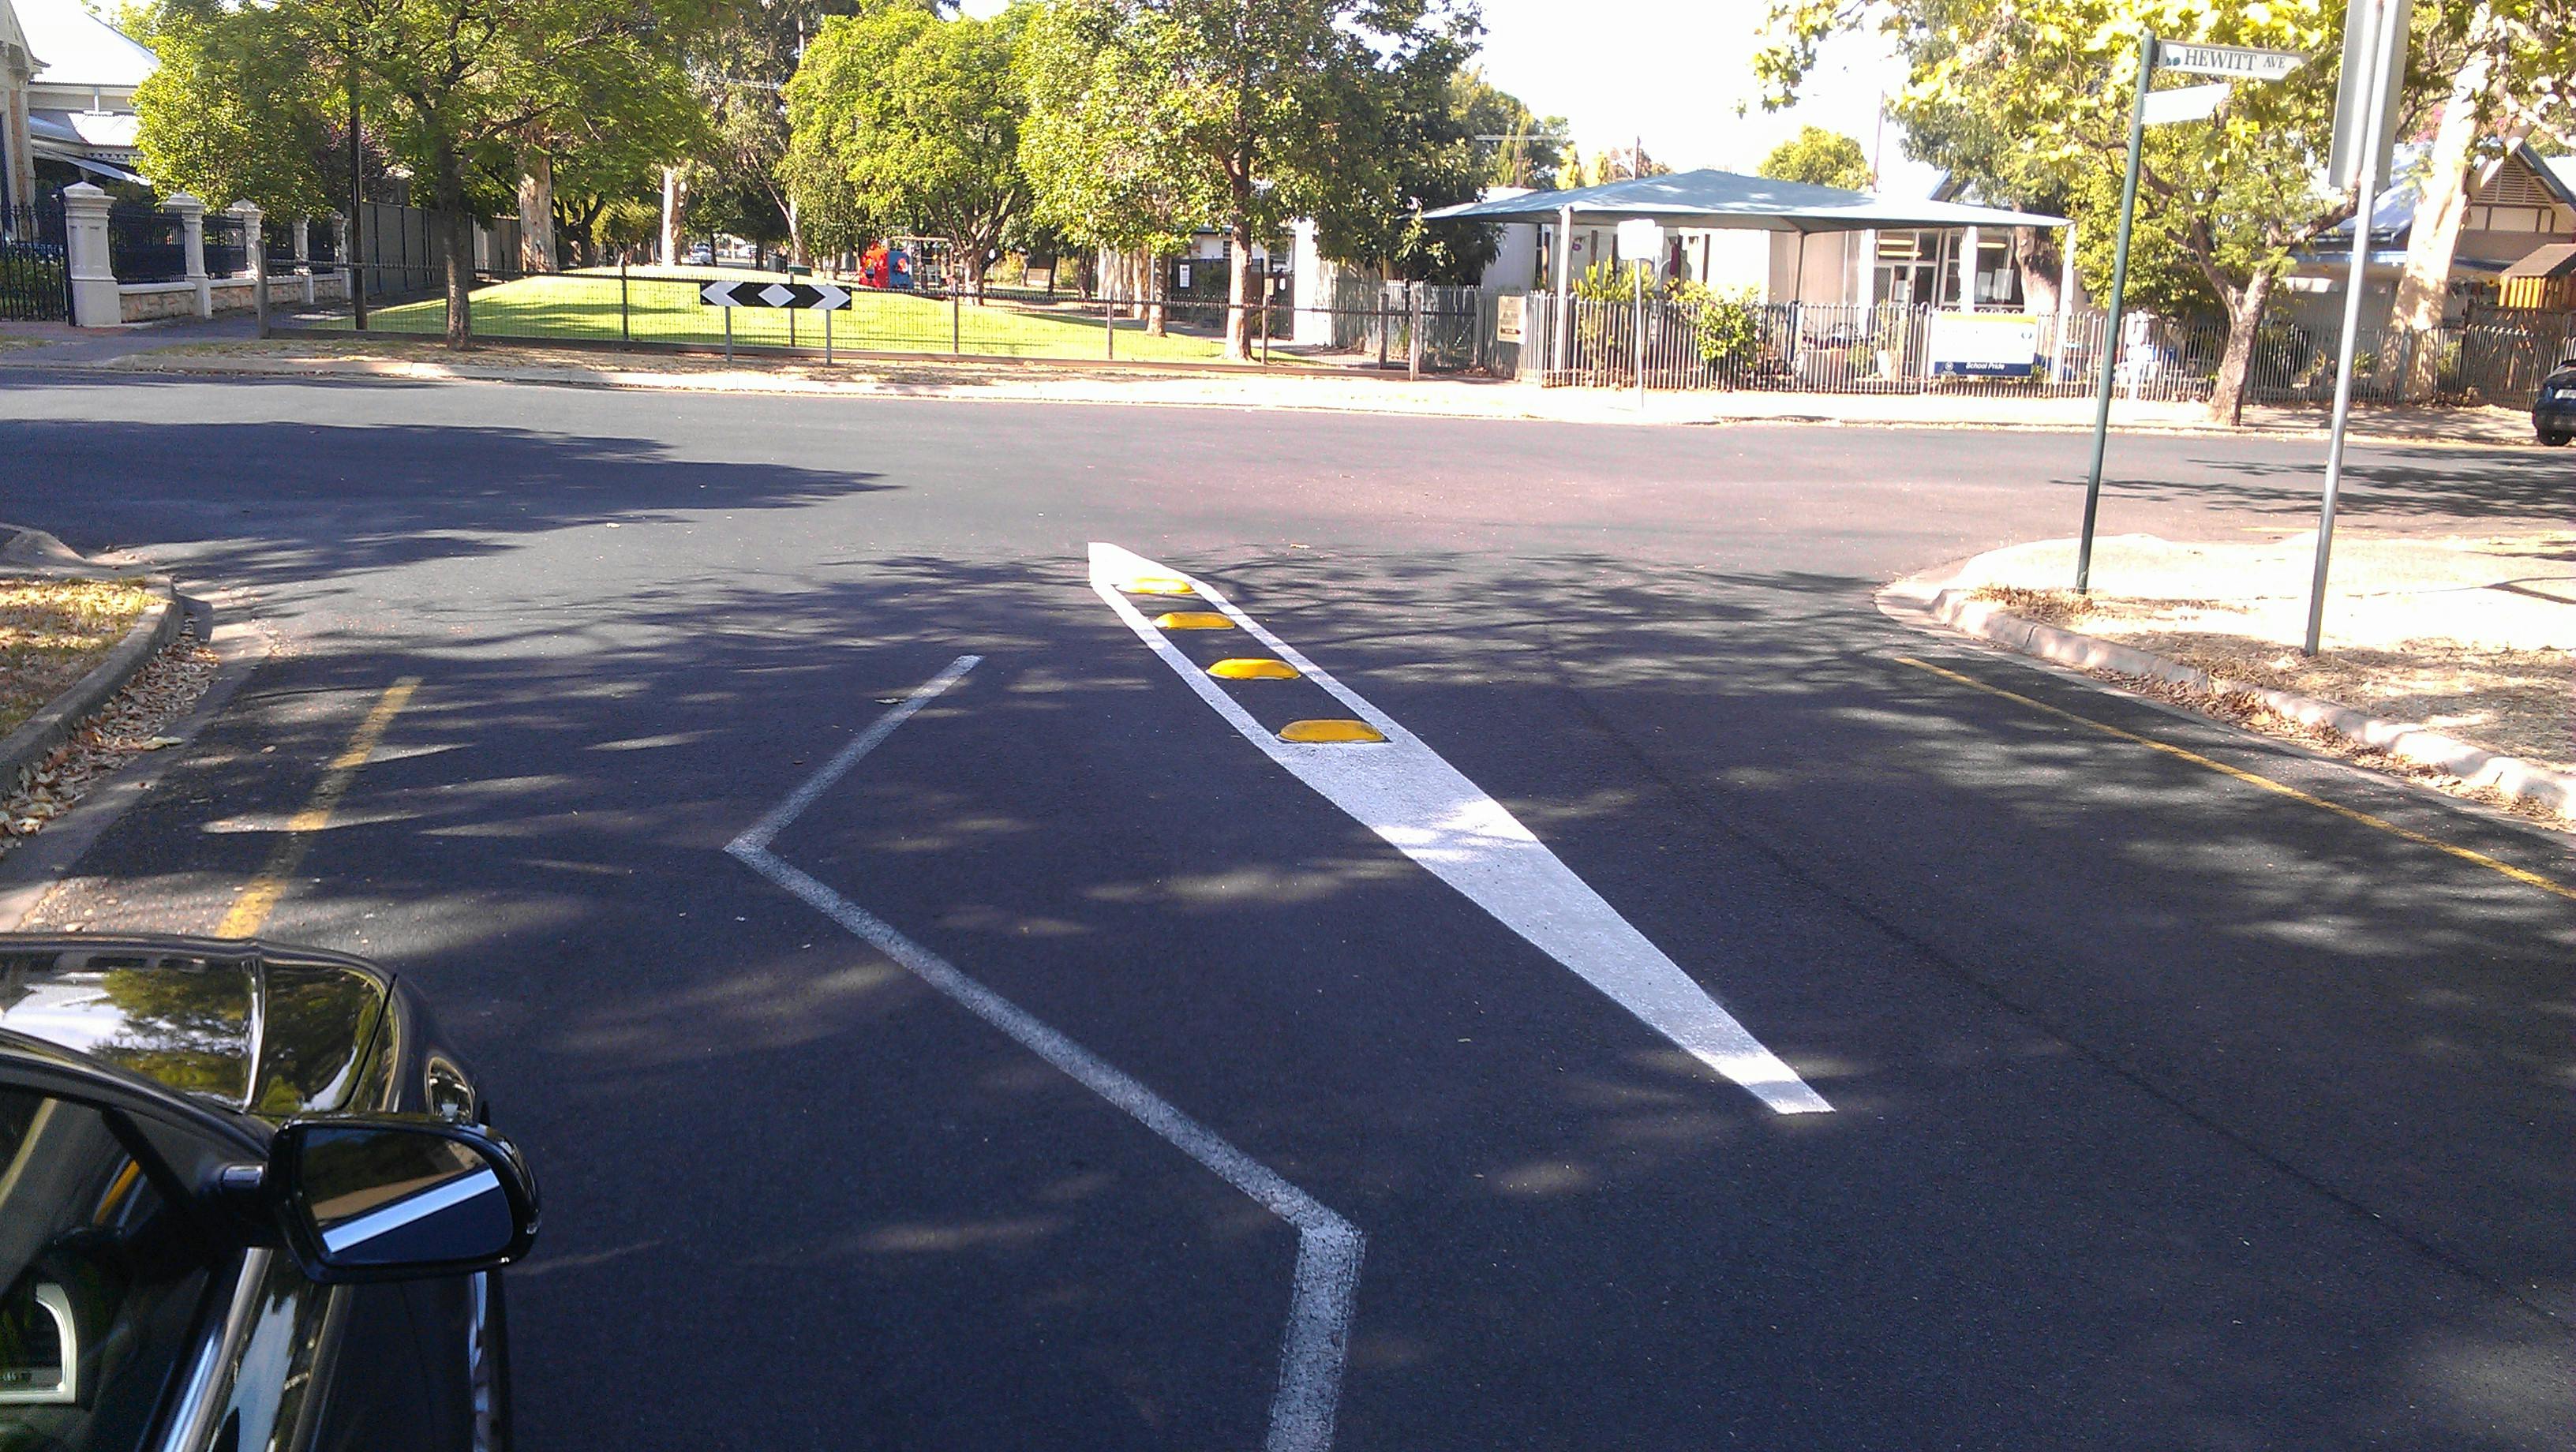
[814,283,849,309]
[1088,543,1831,1115]
[699,282,736,307]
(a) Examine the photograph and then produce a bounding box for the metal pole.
[1409,284,1423,380]
[1633,267,1646,408]
[824,304,833,365]
[723,305,732,362]
[951,276,960,354]
[1104,294,1114,359]
[347,40,366,331]
[619,256,630,342]
[2305,0,2402,656]
[1260,271,1271,365]
[2076,31,2156,593]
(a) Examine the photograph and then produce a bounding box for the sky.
[1470,0,1941,196]
[957,0,1943,197]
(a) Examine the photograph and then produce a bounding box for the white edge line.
[729,653,982,854]
[724,661,1362,1452]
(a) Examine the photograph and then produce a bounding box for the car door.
[0,1075,234,1452]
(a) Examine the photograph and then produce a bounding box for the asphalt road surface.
[5,370,2571,1450]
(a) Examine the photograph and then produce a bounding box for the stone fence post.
[62,182,118,327]
[166,192,209,318]
[233,200,267,335]
[294,214,314,304]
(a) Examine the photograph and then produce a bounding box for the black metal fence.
[201,212,248,279]
[107,206,185,283]
[0,199,69,321]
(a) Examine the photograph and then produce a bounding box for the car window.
[0,1088,219,1452]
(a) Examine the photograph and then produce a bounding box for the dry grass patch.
[0,578,157,738]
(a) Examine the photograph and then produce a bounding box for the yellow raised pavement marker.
[1119,575,1198,596]
[1153,611,1235,631]
[1278,719,1387,744]
[1209,657,1301,681]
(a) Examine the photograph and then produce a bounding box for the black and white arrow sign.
[698,279,854,311]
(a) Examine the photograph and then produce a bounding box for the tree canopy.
[133,0,710,345]
[1758,125,1870,190]
[784,0,1030,291]
[1758,0,2438,421]
[1018,0,1482,356]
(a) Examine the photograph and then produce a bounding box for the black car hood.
[0,939,387,1116]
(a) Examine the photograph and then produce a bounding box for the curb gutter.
[1881,578,2576,819]
[0,552,183,795]
[9,354,2533,449]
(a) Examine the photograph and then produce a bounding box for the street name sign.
[2142,81,2233,125]
[698,279,853,311]
[2156,42,2304,80]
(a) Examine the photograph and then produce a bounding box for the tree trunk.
[1224,221,1254,360]
[1148,253,1167,336]
[431,140,474,350]
[2011,226,2058,317]
[659,167,683,268]
[2207,268,2276,425]
[517,147,556,274]
[2383,14,2503,401]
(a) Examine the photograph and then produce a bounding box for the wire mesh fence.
[276,260,2576,407]
[298,264,1451,369]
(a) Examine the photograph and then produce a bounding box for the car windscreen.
[0,1088,222,1452]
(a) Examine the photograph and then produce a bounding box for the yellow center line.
[216,676,421,938]
[1891,655,2574,904]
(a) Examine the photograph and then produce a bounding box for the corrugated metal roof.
[16,0,157,90]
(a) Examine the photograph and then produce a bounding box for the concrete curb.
[0,565,182,795]
[0,604,268,933]
[1879,576,2576,818]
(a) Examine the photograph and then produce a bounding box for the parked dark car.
[2534,356,2576,446]
[0,936,537,1452]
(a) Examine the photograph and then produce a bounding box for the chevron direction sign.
[698,279,854,311]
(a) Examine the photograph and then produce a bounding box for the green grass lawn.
[322,268,1233,363]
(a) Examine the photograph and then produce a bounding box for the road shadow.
[32,541,2568,1450]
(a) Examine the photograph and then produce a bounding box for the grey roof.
[1423,168,2069,234]
[16,0,156,90]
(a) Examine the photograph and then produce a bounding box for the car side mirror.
[268,1117,538,1284]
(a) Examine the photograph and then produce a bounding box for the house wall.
[1479,222,1539,292]
[0,13,33,211]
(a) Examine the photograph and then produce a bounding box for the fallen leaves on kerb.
[0,621,220,855]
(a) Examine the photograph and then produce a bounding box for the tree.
[1305,8,1490,283]
[1759,0,2437,424]
[785,0,1029,297]
[1017,0,1478,359]
[1019,0,1215,327]
[129,1,348,218]
[1448,68,1570,190]
[2381,1,2576,398]
[134,0,708,347]
[1559,142,1669,189]
[1758,125,1870,190]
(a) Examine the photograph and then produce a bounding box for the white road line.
[724,656,1364,1452]
[1088,544,1832,1117]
